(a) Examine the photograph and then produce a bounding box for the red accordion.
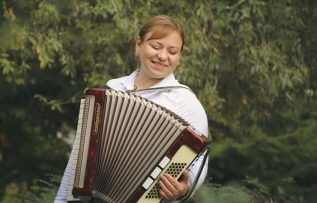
[67,88,209,203]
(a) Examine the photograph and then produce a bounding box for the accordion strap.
[106,85,194,95]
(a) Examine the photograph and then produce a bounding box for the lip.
[151,60,168,68]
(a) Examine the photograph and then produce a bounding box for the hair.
[138,15,185,51]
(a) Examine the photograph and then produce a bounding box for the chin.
[149,71,169,79]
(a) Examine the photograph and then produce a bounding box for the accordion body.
[69,88,209,203]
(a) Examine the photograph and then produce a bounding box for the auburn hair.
[138,15,185,51]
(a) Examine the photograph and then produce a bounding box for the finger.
[159,179,175,200]
[163,172,189,197]
[179,170,190,184]
[159,189,169,200]
[159,184,173,200]
[162,173,180,188]
[160,174,178,192]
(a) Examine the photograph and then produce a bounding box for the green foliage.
[0,0,316,202]
[1,174,60,203]
[209,115,317,201]
[192,184,254,203]
[189,182,267,203]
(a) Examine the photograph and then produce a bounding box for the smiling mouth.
[151,60,167,67]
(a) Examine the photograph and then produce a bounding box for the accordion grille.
[92,90,187,203]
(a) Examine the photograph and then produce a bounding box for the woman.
[55,15,208,202]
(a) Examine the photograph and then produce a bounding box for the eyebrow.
[149,41,181,50]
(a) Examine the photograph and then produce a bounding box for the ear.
[135,36,142,55]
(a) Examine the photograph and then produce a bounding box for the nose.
[157,50,168,61]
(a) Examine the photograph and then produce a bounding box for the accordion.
[68,88,209,203]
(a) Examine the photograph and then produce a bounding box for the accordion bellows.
[69,88,209,203]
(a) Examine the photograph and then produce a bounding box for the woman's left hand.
[158,170,189,201]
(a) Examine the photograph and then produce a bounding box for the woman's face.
[136,31,182,80]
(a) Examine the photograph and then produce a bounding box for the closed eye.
[151,45,160,50]
[150,42,161,50]
[168,49,180,55]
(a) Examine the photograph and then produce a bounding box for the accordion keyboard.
[65,99,84,201]
[74,96,95,188]
[67,96,95,201]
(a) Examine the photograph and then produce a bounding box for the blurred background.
[0,0,316,202]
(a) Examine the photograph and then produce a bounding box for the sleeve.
[183,94,209,196]
[188,150,209,193]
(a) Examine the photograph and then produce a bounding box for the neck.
[134,71,162,90]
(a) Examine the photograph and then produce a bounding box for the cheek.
[141,46,157,58]
[171,56,181,67]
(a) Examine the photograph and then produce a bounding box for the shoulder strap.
[105,84,194,94]
[126,85,194,94]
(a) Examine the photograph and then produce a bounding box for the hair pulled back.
[138,15,185,51]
